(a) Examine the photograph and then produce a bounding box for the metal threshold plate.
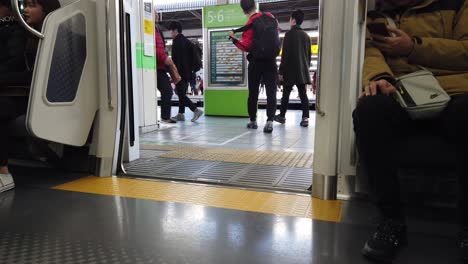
[124,150,312,192]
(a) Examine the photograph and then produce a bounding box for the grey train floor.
[0,171,460,264]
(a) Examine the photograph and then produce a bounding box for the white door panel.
[27,0,99,147]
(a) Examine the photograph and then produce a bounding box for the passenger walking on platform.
[229,0,280,133]
[168,21,204,122]
[353,0,468,262]
[0,0,60,194]
[274,10,311,127]
[154,11,181,124]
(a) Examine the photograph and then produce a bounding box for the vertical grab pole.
[315,0,325,117]
[105,0,115,110]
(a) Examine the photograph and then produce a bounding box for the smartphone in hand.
[367,23,392,38]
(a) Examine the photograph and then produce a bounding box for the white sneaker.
[172,113,185,121]
[0,174,15,193]
[191,109,204,122]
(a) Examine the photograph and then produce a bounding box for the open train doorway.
[121,0,326,193]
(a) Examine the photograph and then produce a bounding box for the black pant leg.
[176,81,197,114]
[0,71,33,87]
[263,60,278,122]
[0,97,28,166]
[440,94,468,225]
[353,95,411,219]
[157,70,173,120]
[280,85,293,117]
[297,84,310,119]
[0,117,8,166]
[176,81,187,114]
[247,62,262,122]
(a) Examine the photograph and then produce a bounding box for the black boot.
[460,227,468,263]
[362,217,407,263]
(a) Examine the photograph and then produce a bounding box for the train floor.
[125,109,315,192]
[0,166,460,264]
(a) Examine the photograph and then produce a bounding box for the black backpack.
[236,13,280,60]
[190,41,203,73]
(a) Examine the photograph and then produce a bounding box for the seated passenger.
[353,0,468,262]
[0,0,60,194]
[0,0,27,79]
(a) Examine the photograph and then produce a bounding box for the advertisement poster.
[209,30,245,86]
[143,1,154,57]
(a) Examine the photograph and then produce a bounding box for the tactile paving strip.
[54,176,342,222]
[124,154,312,192]
[140,144,314,168]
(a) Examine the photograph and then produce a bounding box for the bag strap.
[233,23,253,33]
[233,13,266,33]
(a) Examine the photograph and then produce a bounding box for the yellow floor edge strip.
[54,176,342,223]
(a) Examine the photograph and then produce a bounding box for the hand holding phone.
[367,23,392,38]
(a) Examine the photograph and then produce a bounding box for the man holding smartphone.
[229,0,280,133]
[354,0,468,262]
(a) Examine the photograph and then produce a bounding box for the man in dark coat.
[168,21,204,122]
[274,10,312,127]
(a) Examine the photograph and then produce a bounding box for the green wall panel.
[136,43,156,70]
[204,90,249,117]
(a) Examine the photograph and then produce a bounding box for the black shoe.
[460,227,468,262]
[273,115,286,124]
[300,118,309,127]
[161,118,177,124]
[362,217,407,263]
[247,121,258,129]
[263,121,273,133]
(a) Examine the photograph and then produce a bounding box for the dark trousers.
[175,81,197,114]
[0,97,29,166]
[157,70,174,120]
[248,60,277,122]
[279,84,310,118]
[0,72,32,87]
[353,94,468,224]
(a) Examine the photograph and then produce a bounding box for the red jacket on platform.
[155,26,168,70]
[234,12,275,53]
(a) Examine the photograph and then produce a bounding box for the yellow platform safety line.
[141,144,314,168]
[54,176,342,223]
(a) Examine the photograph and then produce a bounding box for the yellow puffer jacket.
[363,0,468,95]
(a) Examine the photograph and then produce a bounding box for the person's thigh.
[263,61,277,97]
[248,62,262,97]
[441,94,468,140]
[157,71,173,97]
[0,97,27,119]
[0,72,33,87]
[282,85,293,96]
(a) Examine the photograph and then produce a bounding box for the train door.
[113,1,319,194]
[23,0,98,146]
[110,0,369,199]
[311,0,367,200]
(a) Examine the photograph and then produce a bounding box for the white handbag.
[393,69,451,120]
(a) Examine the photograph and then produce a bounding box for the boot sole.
[0,183,15,193]
[361,247,394,264]
[361,239,408,264]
